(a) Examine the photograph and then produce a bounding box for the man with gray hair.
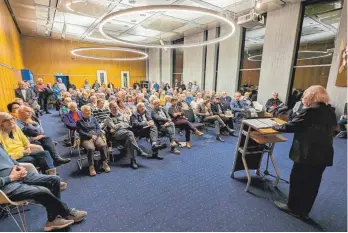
[130,102,164,160]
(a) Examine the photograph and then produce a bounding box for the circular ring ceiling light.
[71,47,148,61]
[248,50,333,61]
[99,5,236,49]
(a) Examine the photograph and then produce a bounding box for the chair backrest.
[253,101,264,112]
[184,109,195,123]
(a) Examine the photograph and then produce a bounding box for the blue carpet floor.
[1,112,347,232]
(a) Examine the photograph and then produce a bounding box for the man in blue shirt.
[152,82,159,92]
[0,145,87,231]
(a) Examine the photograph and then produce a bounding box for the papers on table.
[243,118,282,129]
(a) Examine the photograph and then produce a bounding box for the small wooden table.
[231,118,287,192]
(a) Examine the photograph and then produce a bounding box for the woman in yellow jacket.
[160,91,166,106]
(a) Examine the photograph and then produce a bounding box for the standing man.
[15,81,37,107]
[57,78,67,92]
[152,82,160,92]
[35,78,51,114]
[191,81,200,93]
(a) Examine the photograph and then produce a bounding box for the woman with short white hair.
[272,85,336,219]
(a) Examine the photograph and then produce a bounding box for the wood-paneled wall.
[21,36,146,88]
[0,1,24,112]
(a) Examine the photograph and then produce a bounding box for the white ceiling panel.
[120,0,178,7]
[193,15,217,25]
[128,26,161,38]
[54,12,96,27]
[204,0,243,8]
[52,21,64,33]
[34,0,50,6]
[118,34,149,42]
[302,17,319,27]
[100,20,134,32]
[66,24,88,35]
[227,0,252,13]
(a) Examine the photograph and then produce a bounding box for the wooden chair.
[0,163,38,232]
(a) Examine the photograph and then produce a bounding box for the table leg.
[270,154,280,187]
[241,154,251,192]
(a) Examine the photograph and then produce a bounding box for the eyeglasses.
[3,117,15,123]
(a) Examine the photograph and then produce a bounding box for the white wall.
[327,0,347,117]
[148,48,161,83]
[183,32,204,85]
[205,28,217,91]
[217,24,243,96]
[257,2,302,104]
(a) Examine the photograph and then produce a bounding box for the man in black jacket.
[272,85,336,219]
[130,103,164,159]
[151,99,180,155]
[265,92,287,115]
[211,95,235,136]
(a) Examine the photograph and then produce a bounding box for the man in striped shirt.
[92,99,110,126]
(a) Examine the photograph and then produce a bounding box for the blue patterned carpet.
[1,112,347,232]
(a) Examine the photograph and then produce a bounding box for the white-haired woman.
[272,85,336,219]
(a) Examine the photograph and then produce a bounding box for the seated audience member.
[148,100,178,154]
[7,102,21,119]
[230,92,251,118]
[88,95,98,110]
[190,96,200,114]
[104,102,148,169]
[168,98,204,149]
[17,105,71,166]
[243,92,254,107]
[92,99,110,125]
[177,94,190,111]
[197,96,232,142]
[63,102,82,130]
[163,95,172,112]
[191,81,200,93]
[288,100,305,122]
[211,95,235,135]
[117,99,132,123]
[0,146,87,231]
[160,91,166,106]
[77,106,110,176]
[0,113,65,186]
[15,81,37,108]
[197,92,203,104]
[220,91,232,110]
[92,80,101,90]
[337,102,347,138]
[265,92,288,115]
[79,92,89,108]
[185,92,194,104]
[60,97,72,118]
[125,96,136,111]
[131,103,164,160]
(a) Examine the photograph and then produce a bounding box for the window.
[238,24,265,92]
[289,0,342,107]
[172,38,184,86]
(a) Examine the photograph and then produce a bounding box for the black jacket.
[151,108,170,126]
[265,98,283,111]
[211,102,226,115]
[274,103,336,166]
[130,111,152,130]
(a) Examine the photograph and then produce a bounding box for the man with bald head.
[15,81,37,107]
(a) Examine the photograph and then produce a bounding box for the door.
[55,76,70,87]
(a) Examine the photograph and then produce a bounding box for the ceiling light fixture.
[99,5,236,49]
[248,50,333,61]
[65,0,95,17]
[71,47,148,61]
[256,0,261,9]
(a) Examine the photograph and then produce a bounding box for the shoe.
[89,165,96,176]
[44,216,74,232]
[66,208,88,223]
[54,156,71,166]
[170,147,180,155]
[274,201,300,218]
[139,150,150,158]
[152,143,166,150]
[170,141,178,147]
[131,159,138,169]
[225,126,235,133]
[336,131,347,138]
[194,129,204,136]
[216,136,225,142]
[229,132,237,137]
[45,111,52,114]
[152,152,164,160]
[186,141,191,149]
[102,161,111,173]
[60,182,68,191]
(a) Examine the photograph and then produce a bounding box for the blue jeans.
[338,119,347,131]
[2,173,69,221]
[17,150,54,171]
[33,136,58,160]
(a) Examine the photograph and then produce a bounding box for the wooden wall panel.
[0,1,24,112]
[21,36,146,89]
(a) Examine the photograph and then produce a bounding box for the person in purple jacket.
[63,102,82,145]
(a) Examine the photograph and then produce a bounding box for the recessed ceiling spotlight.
[129,0,136,4]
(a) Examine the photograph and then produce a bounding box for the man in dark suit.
[15,81,36,107]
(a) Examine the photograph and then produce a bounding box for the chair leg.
[2,205,27,232]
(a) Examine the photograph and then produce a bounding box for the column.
[205,28,218,92]
[183,32,204,85]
